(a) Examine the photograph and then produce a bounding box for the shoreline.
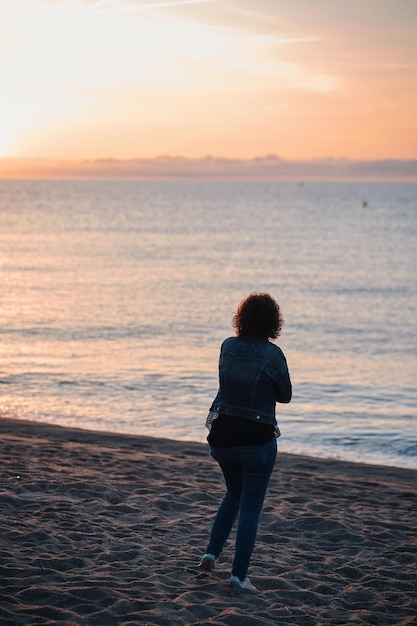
[1,416,416,474]
[1,418,416,625]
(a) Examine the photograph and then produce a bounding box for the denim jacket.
[208,336,292,436]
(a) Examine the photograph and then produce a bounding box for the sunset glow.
[1,0,416,160]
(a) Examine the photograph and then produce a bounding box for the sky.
[1,0,416,161]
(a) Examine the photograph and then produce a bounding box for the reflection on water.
[0,180,416,468]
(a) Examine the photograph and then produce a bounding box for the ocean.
[1,179,416,469]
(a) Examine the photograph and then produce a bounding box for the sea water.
[0,179,416,469]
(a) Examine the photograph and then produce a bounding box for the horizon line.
[1,155,416,182]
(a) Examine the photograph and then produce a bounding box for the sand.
[0,418,416,626]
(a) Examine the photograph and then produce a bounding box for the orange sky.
[1,0,416,161]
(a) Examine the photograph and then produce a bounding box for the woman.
[199,293,292,590]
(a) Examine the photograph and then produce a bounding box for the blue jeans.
[206,439,277,581]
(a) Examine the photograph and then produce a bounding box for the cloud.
[1,156,416,180]
[1,0,415,161]
[89,0,213,13]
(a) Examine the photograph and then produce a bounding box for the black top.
[207,413,275,447]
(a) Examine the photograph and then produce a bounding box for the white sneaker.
[230,575,258,591]
[198,553,216,572]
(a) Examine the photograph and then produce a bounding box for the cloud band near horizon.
[1,156,416,181]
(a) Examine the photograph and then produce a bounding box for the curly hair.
[232,293,284,339]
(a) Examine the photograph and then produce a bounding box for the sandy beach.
[0,419,416,625]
